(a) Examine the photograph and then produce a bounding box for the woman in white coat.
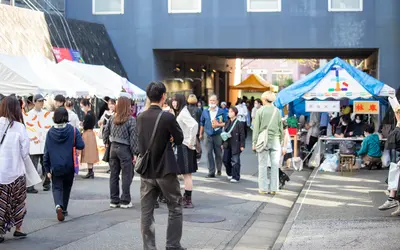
[0,96,30,243]
[173,94,199,208]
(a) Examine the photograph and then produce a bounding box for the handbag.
[255,108,277,153]
[135,111,164,175]
[388,162,400,190]
[0,120,12,145]
[103,144,111,162]
[220,119,238,141]
[73,128,80,174]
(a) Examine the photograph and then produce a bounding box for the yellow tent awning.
[230,74,271,91]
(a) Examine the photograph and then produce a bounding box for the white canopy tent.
[57,60,146,99]
[0,54,93,97]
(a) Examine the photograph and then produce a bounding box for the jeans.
[52,172,74,211]
[258,138,281,192]
[223,148,241,181]
[205,135,223,175]
[140,174,183,250]
[30,154,51,188]
[109,143,134,204]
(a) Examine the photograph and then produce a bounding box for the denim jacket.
[200,108,228,136]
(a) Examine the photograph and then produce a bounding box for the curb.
[271,167,319,250]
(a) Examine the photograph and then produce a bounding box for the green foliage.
[287,116,298,128]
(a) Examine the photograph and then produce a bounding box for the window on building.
[93,0,124,15]
[247,0,281,12]
[168,0,201,13]
[328,0,363,12]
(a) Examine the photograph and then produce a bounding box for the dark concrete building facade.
[65,0,400,94]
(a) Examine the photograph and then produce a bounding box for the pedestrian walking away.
[222,107,245,182]
[103,96,138,209]
[80,98,99,179]
[137,81,186,250]
[0,96,35,243]
[173,94,199,208]
[44,107,85,221]
[252,91,284,195]
[199,95,227,178]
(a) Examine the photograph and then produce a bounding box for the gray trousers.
[140,174,183,250]
[205,134,223,175]
[109,143,133,204]
[30,154,51,188]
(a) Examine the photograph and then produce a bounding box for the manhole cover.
[183,214,226,223]
[69,194,109,200]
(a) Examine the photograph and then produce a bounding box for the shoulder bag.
[255,108,277,153]
[0,121,12,145]
[135,111,164,175]
[221,119,238,141]
[73,128,80,174]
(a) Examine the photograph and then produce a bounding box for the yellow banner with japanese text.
[354,101,380,114]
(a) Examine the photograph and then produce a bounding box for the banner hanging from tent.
[353,101,380,114]
[305,101,340,112]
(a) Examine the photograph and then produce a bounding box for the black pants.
[52,172,74,211]
[30,154,51,188]
[140,174,183,250]
[242,122,248,139]
[223,148,241,181]
[109,143,134,205]
[307,136,319,151]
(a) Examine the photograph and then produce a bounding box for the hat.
[119,92,132,99]
[54,94,66,103]
[221,102,227,106]
[33,94,46,102]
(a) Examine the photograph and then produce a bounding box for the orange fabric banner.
[353,101,379,114]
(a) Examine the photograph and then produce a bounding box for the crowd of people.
[2,82,400,248]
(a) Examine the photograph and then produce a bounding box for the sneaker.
[391,206,400,216]
[0,236,4,243]
[230,179,239,183]
[259,190,268,195]
[43,185,51,191]
[13,231,27,238]
[378,200,399,211]
[120,202,133,209]
[62,211,69,217]
[110,203,120,208]
[217,171,222,176]
[27,187,38,194]
[227,176,232,180]
[56,205,65,222]
[205,174,216,178]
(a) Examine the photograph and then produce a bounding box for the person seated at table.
[352,114,366,137]
[329,112,340,135]
[334,115,353,138]
[356,124,382,169]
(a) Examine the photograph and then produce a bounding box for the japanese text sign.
[353,101,380,114]
[305,101,340,112]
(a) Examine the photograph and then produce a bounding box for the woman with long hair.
[80,99,99,179]
[187,94,202,161]
[65,99,80,128]
[0,96,29,243]
[103,96,138,209]
[44,108,85,221]
[173,94,198,208]
[252,91,284,195]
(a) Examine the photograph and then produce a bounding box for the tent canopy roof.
[275,57,387,109]
[231,74,271,91]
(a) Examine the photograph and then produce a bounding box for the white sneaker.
[120,202,133,209]
[378,200,399,211]
[110,203,120,208]
[230,179,239,183]
[391,206,400,216]
[227,176,232,180]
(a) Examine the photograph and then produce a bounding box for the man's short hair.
[209,94,218,101]
[54,94,66,104]
[53,107,69,124]
[365,124,375,134]
[146,81,166,103]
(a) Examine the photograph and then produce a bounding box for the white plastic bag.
[388,162,400,190]
[319,154,339,172]
[381,150,391,167]
[24,157,42,187]
[292,157,303,171]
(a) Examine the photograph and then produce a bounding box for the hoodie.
[357,133,382,158]
[44,124,85,176]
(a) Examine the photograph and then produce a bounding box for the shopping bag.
[388,162,400,190]
[24,157,42,187]
[381,150,391,167]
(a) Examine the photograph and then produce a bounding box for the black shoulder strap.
[0,121,12,145]
[146,111,163,153]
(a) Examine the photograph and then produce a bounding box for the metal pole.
[10,0,15,6]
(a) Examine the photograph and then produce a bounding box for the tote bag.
[255,108,277,153]
[73,128,80,174]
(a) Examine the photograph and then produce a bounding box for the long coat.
[223,118,245,155]
[137,105,184,179]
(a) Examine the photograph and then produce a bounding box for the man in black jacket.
[137,82,185,250]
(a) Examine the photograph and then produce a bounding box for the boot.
[83,169,94,179]
[183,195,194,209]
